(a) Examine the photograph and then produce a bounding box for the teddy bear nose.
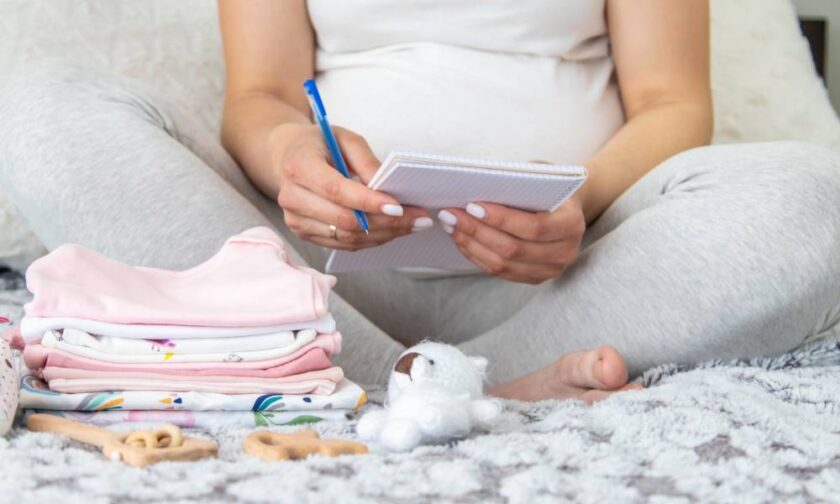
[394,352,420,376]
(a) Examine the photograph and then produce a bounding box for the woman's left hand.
[439,195,586,284]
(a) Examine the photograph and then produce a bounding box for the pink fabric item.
[1,326,24,350]
[35,347,331,378]
[23,332,341,371]
[43,365,343,383]
[45,367,344,395]
[24,227,336,327]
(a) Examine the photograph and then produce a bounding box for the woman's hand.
[271,124,432,250]
[439,195,586,284]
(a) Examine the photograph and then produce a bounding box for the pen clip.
[303,79,326,120]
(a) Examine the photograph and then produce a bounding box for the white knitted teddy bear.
[356,342,503,452]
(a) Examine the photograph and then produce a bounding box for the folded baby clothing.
[24,227,335,329]
[54,327,300,354]
[21,375,365,428]
[45,373,344,394]
[20,373,365,411]
[19,314,336,341]
[8,227,367,427]
[40,356,335,382]
[26,344,334,377]
[24,330,342,365]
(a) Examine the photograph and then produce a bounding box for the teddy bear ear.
[470,356,488,374]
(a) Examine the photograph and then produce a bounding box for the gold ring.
[329,224,338,241]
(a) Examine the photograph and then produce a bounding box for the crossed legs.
[3,63,839,402]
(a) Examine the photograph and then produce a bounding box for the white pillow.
[711,0,840,149]
[0,0,837,269]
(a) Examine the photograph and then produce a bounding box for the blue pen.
[303,79,370,234]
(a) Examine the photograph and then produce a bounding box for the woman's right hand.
[270,123,431,250]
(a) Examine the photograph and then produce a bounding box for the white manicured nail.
[466,203,486,219]
[441,223,454,234]
[413,217,433,229]
[438,210,457,226]
[381,204,404,217]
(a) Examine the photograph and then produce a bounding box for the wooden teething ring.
[26,414,217,467]
[244,429,368,462]
[124,424,184,449]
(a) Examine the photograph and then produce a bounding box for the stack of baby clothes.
[10,227,366,428]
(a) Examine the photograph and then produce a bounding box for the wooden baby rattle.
[27,413,218,467]
[244,429,368,462]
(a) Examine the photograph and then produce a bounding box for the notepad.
[325,151,587,273]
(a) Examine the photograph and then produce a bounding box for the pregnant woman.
[2,0,839,402]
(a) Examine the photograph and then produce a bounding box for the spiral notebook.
[325,151,587,273]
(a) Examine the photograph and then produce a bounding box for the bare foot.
[489,346,643,403]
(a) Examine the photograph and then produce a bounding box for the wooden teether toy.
[124,424,183,449]
[27,413,217,467]
[244,429,368,461]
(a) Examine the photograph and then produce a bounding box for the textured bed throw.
[2,273,840,503]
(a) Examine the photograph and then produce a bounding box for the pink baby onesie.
[34,346,333,378]
[24,227,336,328]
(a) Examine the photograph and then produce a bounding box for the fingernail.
[441,223,454,234]
[413,217,433,229]
[438,210,457,226]
[466,203,486,219]
[381,204,404,217]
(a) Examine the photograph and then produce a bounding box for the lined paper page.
[326,153,586,272]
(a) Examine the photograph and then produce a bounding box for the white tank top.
[307,0,624,164]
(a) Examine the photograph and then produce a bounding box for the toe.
[592,346,629,391]
[556,346,629,391]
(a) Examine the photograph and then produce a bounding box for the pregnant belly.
[316,43,625,164]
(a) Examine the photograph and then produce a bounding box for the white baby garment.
[39,329,318,364]
[58,327,299,355]
[19,313,337,342]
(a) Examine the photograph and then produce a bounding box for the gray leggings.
[2,62,840,386]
